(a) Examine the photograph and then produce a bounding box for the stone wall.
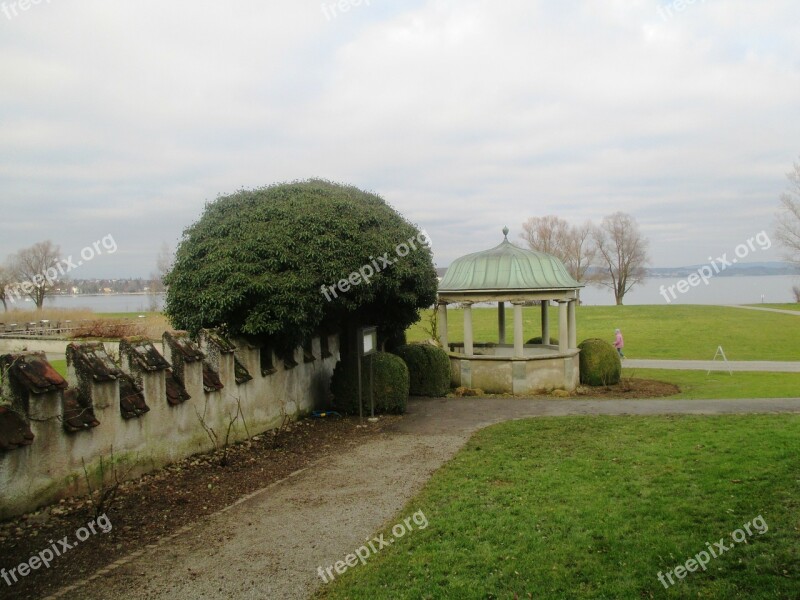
[448,345,580,394]
[0,331,339,519]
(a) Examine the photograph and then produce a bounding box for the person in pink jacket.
[614,328,625,358]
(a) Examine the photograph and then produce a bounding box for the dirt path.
[53,396,800,600]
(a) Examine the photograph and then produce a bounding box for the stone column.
[463,302,474,357]
[513,302,524,358]
[437,302,449,349]
[541,301,550,345]
[498,301,506,345]
[568,300,577,350]
[558,301,568,354]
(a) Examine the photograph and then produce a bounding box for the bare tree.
[0,264,13,312]
[520,216,597,283]
[775,157,800,264]
[156,242,172,283]
[148,242,172,311]
[520,215,570,257]
[8,241,61,309]
[562,221,598,283]
[593,212,649,305]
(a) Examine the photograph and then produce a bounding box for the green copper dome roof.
[439,228,582,292]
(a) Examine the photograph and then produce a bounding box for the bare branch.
[593,212,650,305]
[7,240,61,310]
[0,264,14,312]
[519,216,570,257]
[82,446,139,518]
[519,216,598,283]
[195,398,219,451]
[775,158,800,264]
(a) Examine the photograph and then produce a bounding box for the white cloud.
[1,0,799,274]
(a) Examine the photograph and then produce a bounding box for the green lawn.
[407,305,800,360]
[318,415,800,599]
[624,368,800,399]
[50,359,67,378]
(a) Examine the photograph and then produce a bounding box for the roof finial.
[502,226,509,240]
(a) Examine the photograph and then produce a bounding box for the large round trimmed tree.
[164,180,438,355]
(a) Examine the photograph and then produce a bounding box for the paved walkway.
[730,305,800,316]
[56,396,800,600]
[624,359,800,372]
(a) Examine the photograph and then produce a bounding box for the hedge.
[330,351,409,414]
[393,343,451,397]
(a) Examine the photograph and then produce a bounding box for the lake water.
[579,275,799,306]
[28,293,166,313]
[13,275,800,313]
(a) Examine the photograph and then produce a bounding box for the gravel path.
[729,305,800,316]
[55,396,800,600]
[623,359,800,372]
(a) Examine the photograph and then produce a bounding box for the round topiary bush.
[164,180,438,354]
[330,351,410,414]
[526,336,559,345]
[577,338,621,386]
[393,343,451,397]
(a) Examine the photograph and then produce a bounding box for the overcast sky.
[1,0,799,278]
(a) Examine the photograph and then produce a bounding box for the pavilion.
[437,227,583,394]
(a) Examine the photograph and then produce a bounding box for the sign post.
[358,326,378,423]
[707,345,733,376]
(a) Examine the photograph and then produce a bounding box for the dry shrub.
[1,308,96,324]
[139,313,171,339]
[453,386,485,397]
[2,308,169,342]
[70,319,145,339]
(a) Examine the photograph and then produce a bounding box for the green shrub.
[331,351,409,414]
[577,338,621,386]
[383,329,407,354]
[393,343,451,397]
[526,336,559,345]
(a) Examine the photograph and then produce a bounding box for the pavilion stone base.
[448,346,580,395]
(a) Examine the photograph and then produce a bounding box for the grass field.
[318,415,800,599]
[406,305,800,361]
[623,368,800,399]
[50,359,67,378]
